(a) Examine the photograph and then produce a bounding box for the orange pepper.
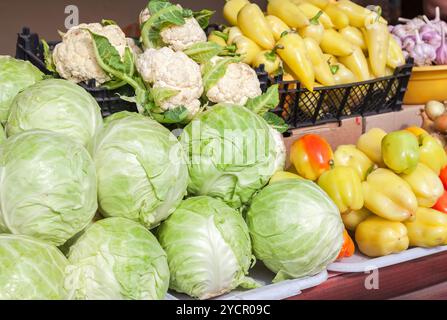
[337,229,355,259]
[290,134,334,181]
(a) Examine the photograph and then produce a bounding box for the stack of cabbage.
[0,0,344,301]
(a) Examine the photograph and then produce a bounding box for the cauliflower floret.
[139,7,206,51]
[206,62,262,106]
[136,47,203,116]
[53,23,127,85]
[126,38,143,58]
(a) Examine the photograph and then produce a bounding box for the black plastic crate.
[15,27,138,117]
[269,59,414,129]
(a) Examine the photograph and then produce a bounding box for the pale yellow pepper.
[356,215,409,257]
[208,32,227,47]
[227,26,243,44]
[342,208,372,231]
[300,0,330,9]
[337,0,387,27]
[387,36,405,69]
[356,128,387,166]
[404,207,447,247]
[223,0,249,26]
[338,46,371,81]
[318,166,364,214]
[419,133,447,175]
[267,0,310,29]
[334,144,375,181]
[238,3,276,50]
[320,29,354,57]
[400,163,444,208]
[277,32,315,91]
[303,37,336,86]
[232,35,262,65]
[339,26,367,51]
[362,168,418,222]
[324,3,349,30]
[364,20,390,78]
[265,15,290,41]
[298,11,325,44]
[295,2,334,29]
[332,62,357,85]
[252,47,282,75]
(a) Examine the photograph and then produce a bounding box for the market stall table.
[291,251,447,300]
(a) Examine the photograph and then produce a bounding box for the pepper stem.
[264,45,283,62]
[310,11,324,25]
[211,30,229,42]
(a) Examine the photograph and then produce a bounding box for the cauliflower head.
[206,62,262,106]
[139,7,206,51]
[53,23,127,85]
[136,47,203,116]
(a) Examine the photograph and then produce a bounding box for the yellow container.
[404,65,447,105]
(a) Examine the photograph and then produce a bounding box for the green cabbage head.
[0,234,68,300]
[157,196,258,300]
[0,130,97,246]
[246,179,344,282]
[6,79,103,146]
[0,56,43,123]
[65,217,170,300]
[90,112,188,229]
[180,104,284,209]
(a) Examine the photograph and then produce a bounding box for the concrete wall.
[0,0,267,55]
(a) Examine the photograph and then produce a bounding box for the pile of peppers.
[284,127,447,258]
[218,0,405,91]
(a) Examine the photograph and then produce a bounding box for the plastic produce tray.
[327,246,447,273]
[165,262,328,300]
[15,27,138,117]
[269,59,414,129]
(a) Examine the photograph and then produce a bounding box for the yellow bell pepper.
[267,0,310,29]
[419,133,447,175]
[295,2,334,29]
[277,32,315,91]
[362,168,418,222]
[324,3,349,30]
[290,134,334,181]
[320,29,354,57]
[253,47,282,75]
[342,208,372,231]
[318,166,364,214]
[338,46,370,81]
[332,62,356,84]
[355,215,409,257]
[405,126,428,138]
[356,128,387,166]
[339,26,367,51]
[298,11,325,44]
[208,31,228,47]
[364,19,390,78]
[400,163,444,208]
[232,35,262,65]
[304,38,335,86]
[387,36,405,69]
[382,130,420,175]
[227,26,243,44]
[269,171,303,185]
[237,3,276,50]
[334,144,375,181]
[223,0,249,26]
[337,0,387,28]
[404,207,447,247]
[265,15,290,41]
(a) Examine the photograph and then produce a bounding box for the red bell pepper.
[433,190,447,214]
[440,166,447,190]
[337,229,355,259]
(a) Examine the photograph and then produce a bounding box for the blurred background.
[0,0,443,55]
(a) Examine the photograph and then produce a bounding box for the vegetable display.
[157,196,257,299]
[65,217,170,300]
[0,235,68,300]
[90,111,188,229]
[221,0,406,87]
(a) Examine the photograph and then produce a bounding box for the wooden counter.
[289,251,447,300]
